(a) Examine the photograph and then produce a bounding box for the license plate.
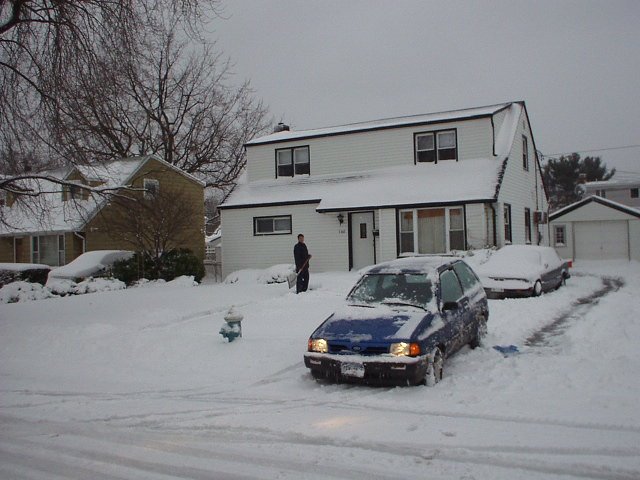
[340,362,365,378]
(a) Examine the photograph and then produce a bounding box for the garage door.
[574,221,628,260]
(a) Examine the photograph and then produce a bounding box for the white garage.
[550,196,640,263]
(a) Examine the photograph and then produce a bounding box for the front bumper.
[482,278,534,299]
[304,353,428,386]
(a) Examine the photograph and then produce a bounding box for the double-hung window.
[524,208,532,243]
[276,146,310,177]
[522,135,529,171]
[254,215,292,235]
[554,225,566,246]
[631,188,639,199]
[415,129,457,163]
[504,204,512,243]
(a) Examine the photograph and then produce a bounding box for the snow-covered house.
[550,195,640,262]
[219,101,549,275]
[582,174,640,209]
[0,155,205,266]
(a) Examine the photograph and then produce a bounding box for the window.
[276,146,310,177]
[452,261,480,292]
[449,208,465,251]
[554,225,566,246]
[399,211,414,252]
[524,208,532,243]
[631,188,639,199]
[440,269,463,305]
[415,129,457,163]
[144,178,159,199]
[31,234,65,266]
[398,206,465,255]
[504,204,512,243]
[522,135,529,171]
[254,215,292,235]
[595,189,607,198]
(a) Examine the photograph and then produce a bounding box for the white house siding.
[631,220,640,261]
[377,208,398,263]
[246,117,494,182]
[496,109,549,247]
[584,187,640,209]
[550,201,640,262]
[221,204,349,277]
[492,107,508,142]
[464,203,489,249]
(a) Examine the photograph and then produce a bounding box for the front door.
[350,211,375,270]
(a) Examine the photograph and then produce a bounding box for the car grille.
[329,343,389,355]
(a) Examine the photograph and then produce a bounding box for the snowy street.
[1,263,640,479]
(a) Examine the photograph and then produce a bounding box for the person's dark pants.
[296,270,309,293]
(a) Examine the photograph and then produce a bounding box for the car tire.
[426,347,444,387]
[470,314,487,349]
[533,280,542,297]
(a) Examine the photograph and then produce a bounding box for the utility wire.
[541,144,640,158]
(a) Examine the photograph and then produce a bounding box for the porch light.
[337,213,344,225]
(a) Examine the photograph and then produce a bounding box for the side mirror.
[442,301,459,311]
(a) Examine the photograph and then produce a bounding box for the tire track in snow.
[526,275,624,347]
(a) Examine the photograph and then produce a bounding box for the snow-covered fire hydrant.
[220,306,243,342]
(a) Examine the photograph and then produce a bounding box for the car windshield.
[347,273,433,308]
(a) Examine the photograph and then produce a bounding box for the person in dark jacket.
[293,234,312,293]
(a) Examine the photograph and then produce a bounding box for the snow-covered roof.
[0,155,201,236]
[247,102,515,146]
[550,195,640,221]
[224,102,528,211]
[221,158,506,212]
[584,172,640,190]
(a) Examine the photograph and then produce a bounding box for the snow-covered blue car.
[304,256,488,386]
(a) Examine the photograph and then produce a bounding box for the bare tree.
[48,19,270,190]
[0,1,222,195]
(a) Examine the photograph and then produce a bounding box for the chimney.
[273,122,290,133]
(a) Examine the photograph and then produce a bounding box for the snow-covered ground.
[1,261,639,479]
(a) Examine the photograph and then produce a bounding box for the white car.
[474,245,570,298]
[48,250,134,281]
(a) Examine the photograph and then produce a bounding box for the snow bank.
[225,263,295,284]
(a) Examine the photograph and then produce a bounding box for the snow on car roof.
[365,255,458,274]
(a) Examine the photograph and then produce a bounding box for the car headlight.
[308,338,328,353]
[390,342,421,357]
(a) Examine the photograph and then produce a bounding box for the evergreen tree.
[543,153,615,210]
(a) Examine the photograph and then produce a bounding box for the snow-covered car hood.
[313,304,436,342]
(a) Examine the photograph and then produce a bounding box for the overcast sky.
[210,0,639,174]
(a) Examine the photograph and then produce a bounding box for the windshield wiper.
[347,303,375,308]
[381,301,427,311]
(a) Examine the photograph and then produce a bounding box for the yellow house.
[0,155,205,266]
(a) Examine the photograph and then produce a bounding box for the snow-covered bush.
[46,277,126,296]
[0,281,56,303]
[0,263,51,287]
[225,264,294,285]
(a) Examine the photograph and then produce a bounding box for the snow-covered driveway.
[1,263,640,479]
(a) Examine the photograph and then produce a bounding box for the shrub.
[160,249,205,283]
[112,249,204,284]
[0,266,51,287]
